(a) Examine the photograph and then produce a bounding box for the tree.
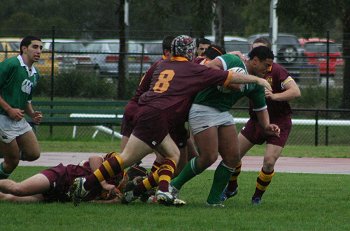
[277,0,350,108]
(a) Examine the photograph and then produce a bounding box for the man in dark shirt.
[70,35,272,206]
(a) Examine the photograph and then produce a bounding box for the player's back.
[139,58,229,110]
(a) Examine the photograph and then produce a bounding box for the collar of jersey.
[171,56,188,61]
[17,55,37,76]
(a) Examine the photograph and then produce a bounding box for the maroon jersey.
[122,56,166,137]
[138,57,232,110]
[41,154,123,202]
[249,62,293,120]
[130,57,165,103]
[40,163,95,202]
[133,57,232,148]
[193,56,206,64]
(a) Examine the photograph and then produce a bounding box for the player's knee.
[263,156,277,171]
[4,158,20,169]
[22,151,40,161]
[197,154,217,169]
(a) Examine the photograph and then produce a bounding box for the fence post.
[314,110,319,146]
[50,26,55,137]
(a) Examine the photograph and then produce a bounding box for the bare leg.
[120,136,129,152]
[0,173,50,196]
[263,144,283,172]
[0,139,20,175]
[0,192,44,202]
[16,130,40,161]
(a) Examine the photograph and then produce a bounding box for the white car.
[85,39,152,77]
[205,35,251,56]
[42,39,93,73]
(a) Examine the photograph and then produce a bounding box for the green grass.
[39,140,350,158]
[1,167,349,231]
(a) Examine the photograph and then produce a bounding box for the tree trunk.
[117,0,127,99]
[342,5,350,108]
[212,0,224,47]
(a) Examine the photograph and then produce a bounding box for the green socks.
[0,162,10,179]
[171,157,203,190]
[207,161,235,204]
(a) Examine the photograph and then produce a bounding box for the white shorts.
[189,104,235,135]
[0,115,33,143]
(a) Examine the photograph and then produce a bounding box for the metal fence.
[1,33,350,145]
[232,107,350,146]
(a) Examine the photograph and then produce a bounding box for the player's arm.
[0,95,24,121]
[25,102,42,124]
[206,60,242,91]
[265,77,301,101]
[255,109,280,137]
[225,71,272,91]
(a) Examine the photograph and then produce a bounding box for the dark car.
[247,33,305,77]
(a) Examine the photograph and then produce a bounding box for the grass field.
[1,140,349,230]
[0,167,349,231]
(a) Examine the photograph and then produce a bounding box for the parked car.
[42,39,93,74]
[204,35,251,56]
[0,37,59,76]
[85,39,152,77]
[298,38,343,76]
[136,40,163,63]
[0,38,20,61]
[247,33,305,77]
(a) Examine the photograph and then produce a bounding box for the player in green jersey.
[170,46,280,206]
[0,36,43,179]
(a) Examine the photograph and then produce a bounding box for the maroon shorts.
[120,101,139,137]
[40,164,100,202]
[169,123,189,148]
[240,115,292,147]
[132,105,169,148]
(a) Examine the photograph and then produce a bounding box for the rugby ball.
[228,67,247,75]
[217,67,247,93]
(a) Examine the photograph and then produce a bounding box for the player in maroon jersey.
[222,37,301,205]
[121,35,175,150]
[70,35,273,206]
[120,35,197,177]
[0,152,145,203]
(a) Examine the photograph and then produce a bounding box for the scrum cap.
[171,35,195,61]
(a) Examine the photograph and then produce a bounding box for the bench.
[31,100,128,138]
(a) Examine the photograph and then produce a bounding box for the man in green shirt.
[0,36,43,179]
[170,46,280,206]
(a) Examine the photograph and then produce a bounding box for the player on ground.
[221,37,301,205]
[70,35,273,206]
[0,152,147,203]
[170,46,280,207]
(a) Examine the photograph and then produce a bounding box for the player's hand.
[100,181,116,191]
[264,124,280,137]
[257,78,272,91]
[265,88,275,100]
[32,111,43,124]
[7,108,25,121]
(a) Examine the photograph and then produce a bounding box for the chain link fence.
[1,30,349,145]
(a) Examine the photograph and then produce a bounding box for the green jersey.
[0,55,39,115]
[193,54,266,112]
